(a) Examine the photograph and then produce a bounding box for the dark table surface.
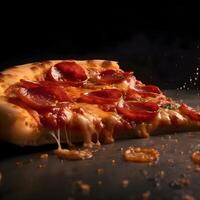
[0,90,200,200]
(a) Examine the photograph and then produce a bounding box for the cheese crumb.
[40,153,48,160]
[37,164,46,169]
[159,170,165,178]
[98,181,102,185]
[121,179,129,188]
[112,159,116,164]
[77,181,90,195]
[96,168,104,175]
[15,161,23,167]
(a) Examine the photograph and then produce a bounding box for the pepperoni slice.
[13,80,71,110]
[117,107,157,122]
[117,101,158,122]
[138,85,161,94]
[97,69,133,84]
[179,103,200,121]
[16,87,56,109]
[47,62,87,83]
[79,89,122,104]
[126,88,159,100]
[20,79,41,89]
[126,101,159,112]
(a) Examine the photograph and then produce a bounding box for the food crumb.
[15,161,23,167]
[179,178,191,186]
[183,194,195,200]
[142,191,151,200]
[168,135,172,139]
[98,181,102,185]
[148,162,153,166]
[96,168,104,175]
[159,170,165,178]
[37,164,46,169]
[112,159,116,164]
[186,165,192,171]
[167,159,174,164]
[161,144,165,149]
[77,181,90,195]
[140,169,148,177]
[40,153,48,160]
[121,179,129,188]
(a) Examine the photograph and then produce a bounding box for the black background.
[1,3,200,89]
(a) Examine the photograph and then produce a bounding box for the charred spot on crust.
[30,66,39,71]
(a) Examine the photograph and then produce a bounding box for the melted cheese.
[124,147,159,163]
[192,151,200,165]
[64,87,91,99]
[55,148,93,160]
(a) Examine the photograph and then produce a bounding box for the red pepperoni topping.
[125,101,159,112]
[117,101,158,122]
[179,103,200,121]
[138,85,161,94]
[79,89,122,104]
[47,62,87,83]
[12,80,71,110]
[117,107,157,122]
[126,88,159,100]
[97,69,133,84]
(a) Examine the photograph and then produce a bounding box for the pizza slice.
[0,59,200,151]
